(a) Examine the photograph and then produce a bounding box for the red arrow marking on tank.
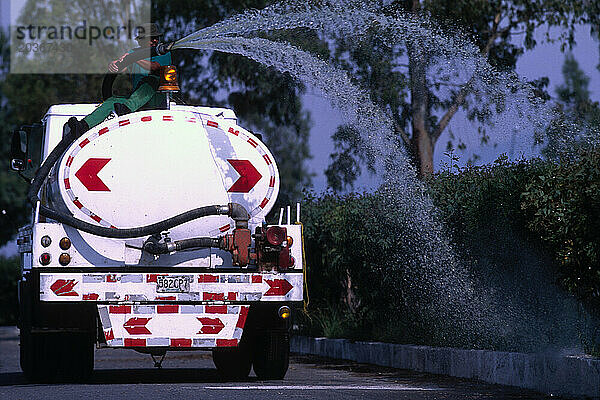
[75,158,111,191]
[264,279,293,296]
[123,317,152,335]
[227,159,262,193]
[50,279,79,296]
[197,317,225,334]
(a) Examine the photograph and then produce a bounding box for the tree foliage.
[0,31,31,245]
[326,0,600,190]
[522,149,600,310]
[544,53,600,158]
[556,53,600,127]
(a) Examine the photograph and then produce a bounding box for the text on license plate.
[156,276,191,293]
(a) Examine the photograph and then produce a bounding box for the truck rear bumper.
[38,270,303,303]
[24,269,301,349]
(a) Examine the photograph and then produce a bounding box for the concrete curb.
[291,335,600,399]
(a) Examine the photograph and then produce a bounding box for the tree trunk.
[408,42,434,176]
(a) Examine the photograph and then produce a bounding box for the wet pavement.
[0,326,568,399]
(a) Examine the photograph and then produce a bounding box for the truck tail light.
[40,253,51,265]
[59,237,71,250]
[59,253,71,266]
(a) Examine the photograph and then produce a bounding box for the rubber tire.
[212,346,252,380]
[252,331,289,380]
[20,330,94,383]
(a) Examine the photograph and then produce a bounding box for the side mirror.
[10,129,28,172]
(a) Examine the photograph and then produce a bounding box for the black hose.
[40,203,228,239]
[144,236,221,255]
[176,237,221,252]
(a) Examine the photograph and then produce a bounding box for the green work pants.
[83,76,160,129]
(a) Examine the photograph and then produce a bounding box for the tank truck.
[10,55,305,382]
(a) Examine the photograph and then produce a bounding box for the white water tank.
[48,108,279,242]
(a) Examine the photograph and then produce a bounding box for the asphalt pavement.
[0,326,565,399]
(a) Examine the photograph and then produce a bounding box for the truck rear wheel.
[212,345,252,379]
[252,331,289,380]
[20,330,94,382]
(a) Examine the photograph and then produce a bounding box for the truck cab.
[11,71,305,382]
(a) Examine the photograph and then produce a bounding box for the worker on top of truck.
[66,22,172,134]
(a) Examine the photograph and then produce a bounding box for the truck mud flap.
[97,304,249,348]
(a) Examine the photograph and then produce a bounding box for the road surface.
[0,326,564,399]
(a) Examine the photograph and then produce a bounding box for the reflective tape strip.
[120,274,143,283]
[134,305,156,314]
[124,338,146,347]
[98,305,111,328]
[206,305,228,314]
[171,338,192,347]
[181,305,205,314]
[233,327,243,340]
[236,306,249,328]
[147,337,169,346]
[219,224,231,232]
[82,274,104,283]
[193,338,216,347]
[198,274,219,283]
[109,305,131,314]
[216,339,238,347]
[157,304,179,313]
[209,224,231,236]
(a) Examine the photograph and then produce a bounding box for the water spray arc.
[159,0,590,351]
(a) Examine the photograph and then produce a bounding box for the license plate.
[156,276,190,293]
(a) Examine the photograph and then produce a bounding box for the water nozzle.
[156,41,174,56]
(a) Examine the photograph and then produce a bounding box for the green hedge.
[521,149,600,309]
[300,152,600,353]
